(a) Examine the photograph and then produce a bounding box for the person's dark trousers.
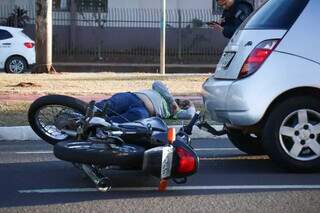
[95,92,150,123]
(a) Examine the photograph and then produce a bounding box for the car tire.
[5,56,28,74]
[227,128,265,155]
[262,96,320,172]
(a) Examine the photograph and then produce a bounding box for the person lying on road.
[95,81,196,123]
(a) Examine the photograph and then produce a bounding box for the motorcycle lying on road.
[28,95,202,192]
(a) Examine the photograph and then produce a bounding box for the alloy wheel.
[9,59,24,73]
[279,109,320,161]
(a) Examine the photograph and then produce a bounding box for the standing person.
[208,0,253,39]
[95,81,196,123]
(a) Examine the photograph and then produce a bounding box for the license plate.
[220,52,235,68]
[161,146,174,179]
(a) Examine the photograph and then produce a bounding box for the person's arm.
[223,4,253,39]
[174,105,196,120]
[222,25,236,39]
[152,81,181,115]
[152,81,175,104]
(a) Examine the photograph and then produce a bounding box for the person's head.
[216,0,235,10]
[175,99,193,110]
[174,99,196,119]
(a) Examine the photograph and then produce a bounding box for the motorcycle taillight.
[176,147,197,174]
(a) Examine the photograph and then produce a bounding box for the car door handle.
[1,43,11,45]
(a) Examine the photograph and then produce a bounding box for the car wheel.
[5,56,27,74]
[227,128,265,155]
[263,96,320,172]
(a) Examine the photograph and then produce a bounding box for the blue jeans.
[95,92,150,123]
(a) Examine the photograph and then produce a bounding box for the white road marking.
[19,185,320,194]
[15,151,53,154]
[200,156,269,161]
[194,148,238,151]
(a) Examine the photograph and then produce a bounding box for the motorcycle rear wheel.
[54,141,145,169]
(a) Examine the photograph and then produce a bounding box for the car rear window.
[0,29,13,40]
[244,0,309,30]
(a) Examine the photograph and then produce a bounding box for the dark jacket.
[221,0,253,39]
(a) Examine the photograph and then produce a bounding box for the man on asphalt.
[95,81,196,123]
[209,0,254,39]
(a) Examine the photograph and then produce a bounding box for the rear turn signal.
[24,42,35,48]
[176,147,196,174]
[158,179,168,192]
[239,39,280,79]
[167,128,176,144]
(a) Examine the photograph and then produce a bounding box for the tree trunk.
[32,0,56,74]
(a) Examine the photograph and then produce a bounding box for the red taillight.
[176,147,196,174]
[239,39,280,79]
[246,49,272,63]
[24,42,35,48]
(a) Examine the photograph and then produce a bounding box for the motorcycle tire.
[54,141,145,169]
[28,95,88,145]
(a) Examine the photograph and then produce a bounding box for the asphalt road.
[1,138,320,213]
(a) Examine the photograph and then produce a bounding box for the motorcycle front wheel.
[28,95,88,145]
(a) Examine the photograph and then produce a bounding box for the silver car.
[202,0,320,171]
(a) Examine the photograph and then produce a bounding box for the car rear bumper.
[26,52,35,66]
[202,77,263,126]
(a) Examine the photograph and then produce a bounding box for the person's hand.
[207,21,223,31]
[210,22,223,31]
[172,102,181,114]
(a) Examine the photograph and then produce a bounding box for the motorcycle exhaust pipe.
[81,164,112,192]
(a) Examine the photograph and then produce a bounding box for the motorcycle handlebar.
[183,112,201,135]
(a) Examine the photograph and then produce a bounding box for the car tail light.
[24,42,35,48]
[176,147,196,174]
[239,39,280,79]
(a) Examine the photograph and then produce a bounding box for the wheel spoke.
[312,123,320,135]
[280,126,296,137]
[308,140,320,156]
[290,143,303,158]
[39,111,53,124]
[297,110,308,125]
[34,105,83,140]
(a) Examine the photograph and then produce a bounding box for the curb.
[0,125,225,141]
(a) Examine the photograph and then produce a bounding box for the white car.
[0,26,35,73]
[203,0,320,171]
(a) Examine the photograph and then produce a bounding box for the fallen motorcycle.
[28,95,201,191]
